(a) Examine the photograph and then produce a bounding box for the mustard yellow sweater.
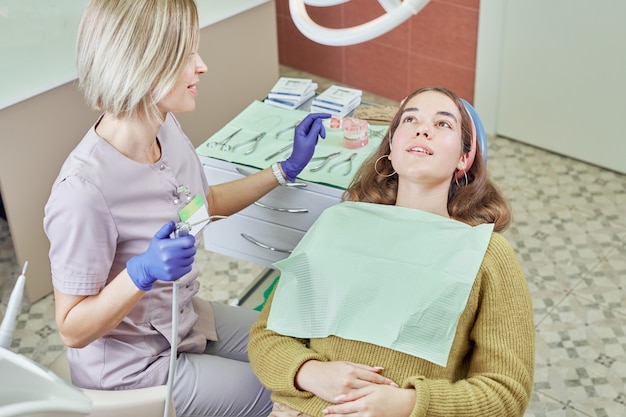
[248,232,535,417]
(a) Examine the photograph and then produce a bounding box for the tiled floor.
[1,66,625,416]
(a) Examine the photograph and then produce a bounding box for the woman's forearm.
[207,167,278,216]
[54,271,144,348]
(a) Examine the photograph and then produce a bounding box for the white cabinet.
[200,157,344,268]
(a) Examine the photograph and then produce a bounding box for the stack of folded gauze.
[342,117,369,149]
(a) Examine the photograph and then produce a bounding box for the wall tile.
[435,0,480,10]
[275,0,289,18]
[409,2,478,68]
[408,53,475,99]
[277,15,344,82]
[344,43,409,101]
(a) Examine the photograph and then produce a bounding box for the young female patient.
[248,86,535,417]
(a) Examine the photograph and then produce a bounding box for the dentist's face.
[158,52,207,115]
[389,90,464,185]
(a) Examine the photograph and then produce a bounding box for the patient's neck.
[396,182,450,218]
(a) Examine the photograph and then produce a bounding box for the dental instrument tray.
[197,100,388,190]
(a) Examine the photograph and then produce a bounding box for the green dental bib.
[267,201,494,366]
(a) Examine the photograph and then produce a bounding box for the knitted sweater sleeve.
[248,286,327,398]
[405,233,535,417]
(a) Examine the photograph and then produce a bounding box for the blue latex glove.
[127,221,196,291]
[281,112,331,182]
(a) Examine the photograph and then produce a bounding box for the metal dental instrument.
[207,127,242,151]
[175,215,229,238]
[264,143,293,161]
[328,152,357,176]
[309,151,341,172]
[232,132,267,155]
[274,121,300,139]
[368,128,386,139]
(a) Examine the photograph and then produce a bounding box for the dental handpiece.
[174,222,191,238]
[0,261,28,349]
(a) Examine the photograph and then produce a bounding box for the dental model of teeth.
[342,117,369,149]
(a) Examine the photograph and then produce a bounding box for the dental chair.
[0,265,175,417]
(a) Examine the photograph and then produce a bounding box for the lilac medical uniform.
[44,113,271,416]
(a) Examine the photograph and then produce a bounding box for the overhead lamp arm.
[289,0,431,46]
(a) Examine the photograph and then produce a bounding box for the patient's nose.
[415,125,430,138]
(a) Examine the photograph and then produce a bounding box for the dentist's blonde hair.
[77,0,199,124]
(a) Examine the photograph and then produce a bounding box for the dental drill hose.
[164,223,189,417]
[164,280,179,417]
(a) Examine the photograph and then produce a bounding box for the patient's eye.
[436,120,452,129]
[401,115,417,124]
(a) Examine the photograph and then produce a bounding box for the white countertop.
[0,0,272,111]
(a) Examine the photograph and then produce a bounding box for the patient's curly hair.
[343,86,511,233]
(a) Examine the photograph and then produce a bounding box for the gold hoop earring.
[374,155,396,178]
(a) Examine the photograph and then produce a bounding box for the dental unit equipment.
[165,215,228,417]
[289,0,431,46]
[0,262,27,349]
[0,262,92,416]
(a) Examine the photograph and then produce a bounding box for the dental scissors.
[207,128,242,151]
[232,132,267,155]
[328,152,357,176]
[309,151,341,172]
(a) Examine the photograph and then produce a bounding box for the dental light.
[289,0,431,46]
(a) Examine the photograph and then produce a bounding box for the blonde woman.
[44,0,329,415]
[248,87,535,417]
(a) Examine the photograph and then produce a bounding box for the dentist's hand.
[281,112,331,182]
[127,221,196,291]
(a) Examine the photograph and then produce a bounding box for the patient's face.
[389,91,464,185]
